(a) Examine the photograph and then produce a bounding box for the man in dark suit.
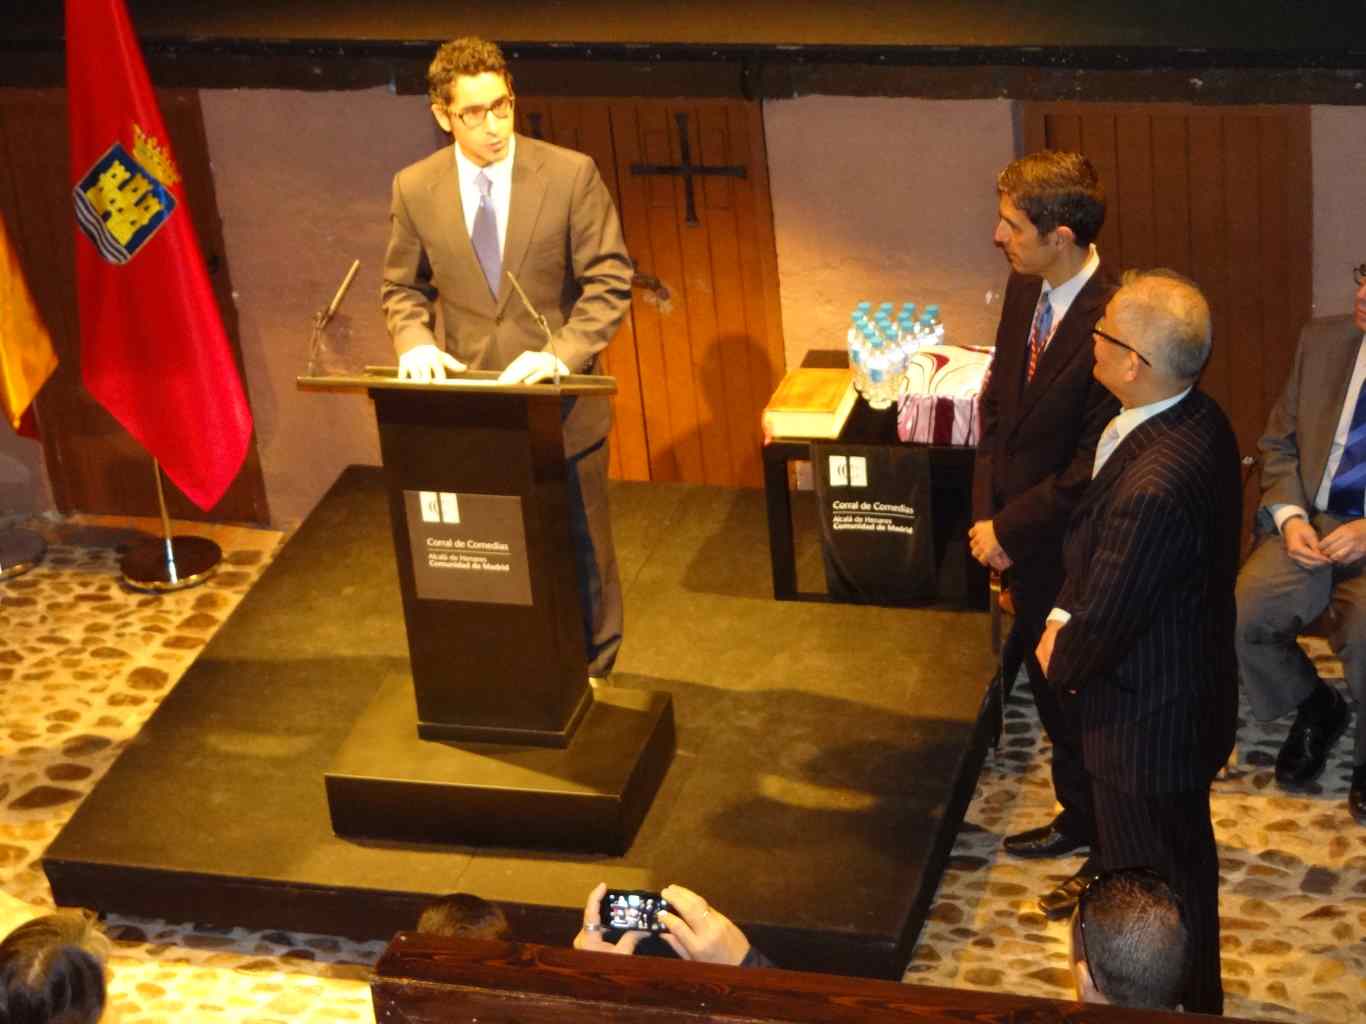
[382,36,633,678]
[1236,263,1366,825]
[1037,270,1242,1015]
[970,151,1119,885]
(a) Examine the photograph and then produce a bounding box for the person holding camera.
[573,882,773,968]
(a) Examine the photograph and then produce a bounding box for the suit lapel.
[1075,393,1199,521]
[427,152,497,313]
[1014,269,1107,426]
[498,136,548,316]
[1300,324,1361,486]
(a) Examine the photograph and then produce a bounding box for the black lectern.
[298,369,674,853]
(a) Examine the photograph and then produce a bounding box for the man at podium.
[381,36,633,678]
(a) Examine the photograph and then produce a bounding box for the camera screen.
[601,889,670,933]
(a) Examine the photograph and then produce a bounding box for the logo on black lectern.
[404,490,531,605]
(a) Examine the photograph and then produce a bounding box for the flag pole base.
[0,528,47,581]
[121,536,221,593]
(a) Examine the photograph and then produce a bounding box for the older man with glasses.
[381,36,632,679]
[1036,269,1242,1014]
[1236,261,1366,827]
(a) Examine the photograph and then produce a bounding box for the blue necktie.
[1328,381,1366,517]
[471,170,501,298]
[1025,294,1053,382]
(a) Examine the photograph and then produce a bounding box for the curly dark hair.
[427,36,513,107]
[997,150,1106,248]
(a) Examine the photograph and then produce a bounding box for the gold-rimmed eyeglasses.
[1092,326,1153,367]
[451,95,514,129]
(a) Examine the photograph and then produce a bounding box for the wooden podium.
[298,369,674,854]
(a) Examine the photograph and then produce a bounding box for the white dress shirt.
[454,135,515,259]
[1033,244,1101,350]
[1271,332,1366,532]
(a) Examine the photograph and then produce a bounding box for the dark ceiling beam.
[4,1,1363,102]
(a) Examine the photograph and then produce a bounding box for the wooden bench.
[371,932,1271,1023]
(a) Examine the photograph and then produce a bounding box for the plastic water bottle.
[897,314,918,353]
[847,311,868,394]
[883,322,908,402]
[858,322,879,399]
[925,304,945,345]
[866,333,893,409]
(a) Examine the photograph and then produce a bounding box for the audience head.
[1070,868,1189,1010]
[996,150,1106,251]
[0,910,110,1024]
[1095,268,1212,406]
[416,893,511,941]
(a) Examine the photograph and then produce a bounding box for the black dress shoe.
[1350,766,1366,826]
[1039,862,1100,920]
[1275,687,1349,788]
[1003,820,1090,859]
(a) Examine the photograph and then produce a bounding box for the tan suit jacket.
[1257,315,1363,530]
[381,135,632,455]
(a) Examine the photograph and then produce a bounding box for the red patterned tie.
[1025,293,1054,382]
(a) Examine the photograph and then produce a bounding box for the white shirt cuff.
[1047,608,1071,625]
[1271,504,1309,533]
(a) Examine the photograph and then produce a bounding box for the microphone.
[504,269,562,387]
[308,258,360,376]
[317,258,360,331]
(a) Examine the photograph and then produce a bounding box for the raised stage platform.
[44,465,998,979]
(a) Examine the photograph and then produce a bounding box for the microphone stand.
[308,258,360,376]
[505,269,561,387]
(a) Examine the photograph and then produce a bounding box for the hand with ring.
[572,882,646,955]
[655,884,752,966]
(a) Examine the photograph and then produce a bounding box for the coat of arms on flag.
[73,124,181,266]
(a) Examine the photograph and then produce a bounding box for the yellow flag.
[0,212,57,431]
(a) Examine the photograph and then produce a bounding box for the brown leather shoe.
[1038,861,1100,920]
[1003,820,1090,859]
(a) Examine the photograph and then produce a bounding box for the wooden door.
[0,88,269,523]
[1022,103,1313,467]
[517,98,785,488]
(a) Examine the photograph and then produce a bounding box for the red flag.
[67,0,252,511]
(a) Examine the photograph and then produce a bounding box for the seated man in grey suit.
[1236,262,1366,826]
[382,36,633,678]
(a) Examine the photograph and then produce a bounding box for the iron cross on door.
[631,112,747,225]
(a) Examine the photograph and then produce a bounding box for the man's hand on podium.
[498,350,571,385]
[398,344,467,382]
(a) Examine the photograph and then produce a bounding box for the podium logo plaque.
[403,490,532,605]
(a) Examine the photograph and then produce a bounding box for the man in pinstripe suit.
[1036,270,1241,1015]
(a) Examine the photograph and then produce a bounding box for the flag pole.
[119,457,222,592]
[0,524,46,582]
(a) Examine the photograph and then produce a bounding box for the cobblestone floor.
[908,649,1366,1023]
[2,513,1362,1021]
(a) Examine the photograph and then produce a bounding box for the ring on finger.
[583,923,602,933]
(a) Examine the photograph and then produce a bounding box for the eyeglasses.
[1093,326,1153,367]
[1354,263,1365,287]
[1074,867,1187,981]
[451,95,514,129]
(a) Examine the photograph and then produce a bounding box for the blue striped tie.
[471,170,501,298]
[1327,382,1366,518]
